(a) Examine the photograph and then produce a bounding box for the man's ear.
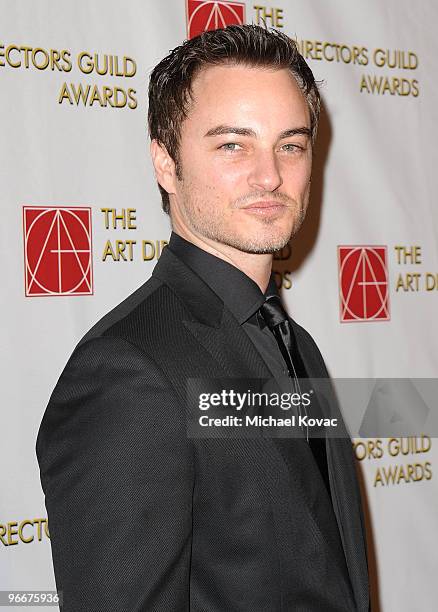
[150,140,178,195]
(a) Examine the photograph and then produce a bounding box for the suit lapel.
[152,246,274,381]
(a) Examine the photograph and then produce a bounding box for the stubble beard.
[178,187,308,255]
[195,210,306,254]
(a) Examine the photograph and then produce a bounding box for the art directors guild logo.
[23,206,93,297]
[338,246,390,323]
[186,1,246,39]
[21,205,174,297]
[338,244,438,323]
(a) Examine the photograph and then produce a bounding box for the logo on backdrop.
[338,245,390,323]
[186,1,246,39]
[23,206,93,297]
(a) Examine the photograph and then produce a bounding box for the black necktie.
[259,295,332,496]
[258,295,308,381]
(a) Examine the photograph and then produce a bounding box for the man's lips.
[241,201,288,212]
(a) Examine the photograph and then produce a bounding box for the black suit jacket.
[36,245,369,611]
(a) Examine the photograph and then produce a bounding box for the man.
[37,25,369,611]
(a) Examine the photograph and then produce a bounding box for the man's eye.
[281,143,302,152]
[219,143,241,151]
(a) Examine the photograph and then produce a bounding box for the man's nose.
[247,149,283,192]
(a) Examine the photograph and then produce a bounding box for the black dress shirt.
[167,232,294,383]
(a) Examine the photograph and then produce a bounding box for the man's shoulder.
[43,273,178,413]
[77,274,166,349]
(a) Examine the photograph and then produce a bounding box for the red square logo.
[186,1,246,39]
[23,206,93,297]
[338,246,390,322]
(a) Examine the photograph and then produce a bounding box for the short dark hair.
[148,24,320,214]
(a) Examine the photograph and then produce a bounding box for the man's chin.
[236,244,288,255]
[230,218,306,254]
[187,215,304,255]
[222,231,294,255]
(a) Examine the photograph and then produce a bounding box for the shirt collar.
[167,232,278,325]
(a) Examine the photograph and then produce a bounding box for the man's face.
[169,63,313,254]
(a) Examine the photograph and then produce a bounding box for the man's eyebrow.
[278,127,311,139]
[204,125,256,137]
[204,125,312,139]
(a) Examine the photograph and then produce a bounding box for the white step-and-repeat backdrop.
[1,1,437,610]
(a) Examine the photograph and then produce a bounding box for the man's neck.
[172,227,273,294]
